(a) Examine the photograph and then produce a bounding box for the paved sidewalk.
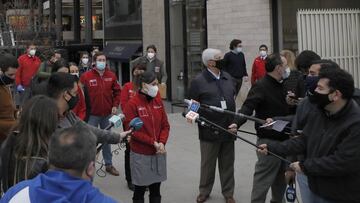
[94,112,262,203]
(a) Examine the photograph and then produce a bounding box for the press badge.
[220,100,227,109]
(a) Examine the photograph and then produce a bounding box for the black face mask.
[215,59,226,70]
[305,75,319,94]
[66,92,79,110]
[0,75,15,85]
[308,91,333,109]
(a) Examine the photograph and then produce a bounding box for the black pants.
[125,141,131,182]
[133,182,161,200]
[233,78,243,96]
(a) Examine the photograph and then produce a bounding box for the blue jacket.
[0,170,118,203]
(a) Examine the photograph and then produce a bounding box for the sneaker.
[105,165,120,176]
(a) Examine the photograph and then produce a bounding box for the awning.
[103,43,141,62]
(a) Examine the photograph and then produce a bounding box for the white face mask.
[81,58,89,65]
[71,72,79,78]
[147,52,155,59]
[145,83,158,98]
[282,67,291,79]
[29,49,36,56]
[259,50,267,57]
[236,47,242,53]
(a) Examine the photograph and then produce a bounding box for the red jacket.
[15,54,41,87]
[80,68,121,116]
[251,56,267,85]
[72,84,86,120]
[120,82,136,111]
[123,92,170,155]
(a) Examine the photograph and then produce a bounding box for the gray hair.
[202,48,222,67]
[49,122,97,172]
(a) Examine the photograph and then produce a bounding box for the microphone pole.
[183,99,266,124]
[195,115,291,164]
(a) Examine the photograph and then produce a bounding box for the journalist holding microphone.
[189,48,237,203]
[258,67,360,203]
[123,71,170,203]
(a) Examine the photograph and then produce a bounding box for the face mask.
[259,50,267,57]
[71,72,79,78]
[29,49,36,56]
[147,52,155,59]
[282,67,291,79]
[215,59,226,70]
[0,75,14,85]
[308,91,333,109]
[236,47,242,53]
[66,92,79,110]
[96,61,106,70]
[145,83,158,98]
[305,75,319,94]
[81,58,89,65]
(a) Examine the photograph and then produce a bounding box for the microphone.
[181,112,210,127]
[97,117,143,153]
[129,117,144,132]
[184,99,290,132]
[184,99,266,124]
[104,114,125,130]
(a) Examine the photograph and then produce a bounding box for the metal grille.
[297,9,360,87]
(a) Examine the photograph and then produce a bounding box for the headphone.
[285,180,296,203]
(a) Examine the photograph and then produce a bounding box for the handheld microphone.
[104,114,125,130]
[129,117,144,131]
[285,181,296,202]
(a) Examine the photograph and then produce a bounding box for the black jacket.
[189,69,236,142]
[269,100,360,202]
[223,51,247,79]
[236,74,289,141]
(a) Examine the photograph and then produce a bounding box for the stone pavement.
[94,98,301,203]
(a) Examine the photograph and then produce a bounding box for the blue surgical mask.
[96,61,106,70]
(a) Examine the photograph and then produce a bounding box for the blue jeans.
[297,173,334,203]
[88,115,113,166]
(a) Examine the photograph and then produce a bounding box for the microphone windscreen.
[129,117,144,131]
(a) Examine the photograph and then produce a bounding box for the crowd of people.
[1,38,360,203]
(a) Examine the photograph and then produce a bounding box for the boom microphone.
[181,112,291,164]
[184,99,290,132]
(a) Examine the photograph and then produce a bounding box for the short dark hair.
[0,53,19,72]
[26,41,36,48]
[295,50,321,73]
[310,59,340,69]
[146,44,157,53]
[134,71,156,90]
[52,58,69,73]
[49,122,97,172]
[265,53,282,72]
[259,44,268,50]
[47,72,76,98]
[131,63,146,76]
[319,66,354,100]
[229,39,242,50]
[93,51,105,62]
